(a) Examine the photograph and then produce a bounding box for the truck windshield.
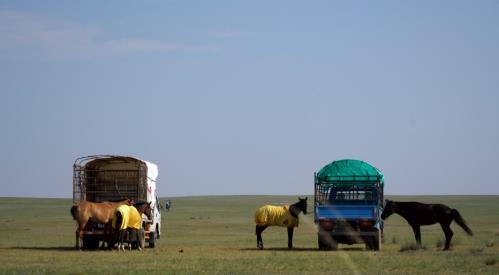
[329,190,376,204]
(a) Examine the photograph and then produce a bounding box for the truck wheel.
[328,239,338,250]
[373,230,381,251]
[365,237,373,250]
[82,236,100,250]
[318,232,328,250]
[138,228,145,250]
[318,235,326,250]
[366,231,381,251]
[318,232,337,251]
[149,231,156,248]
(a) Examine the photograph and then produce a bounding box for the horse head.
[144,202,153,220]
[381,200,394,220]
[133,201,153,220]
[297,197,308,215]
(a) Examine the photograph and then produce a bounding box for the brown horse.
[70,198,132,249]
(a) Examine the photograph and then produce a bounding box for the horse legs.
[76,221,87,250]
[440,223,453,250]
[115,212,125,251]
[130,229,142,251]
[102,223,116,249]
[287,227,294,249]
[118,229,126,251]
[116,230,121,251]
[101,224,109,249]
[75,230,79,249]
[79,231,84,250]
[256,225,268,250]
[105,224,117,249]
[127,229,134,251]
[411,224,422,248]
[123,230,128,251]
[116,229,124,251]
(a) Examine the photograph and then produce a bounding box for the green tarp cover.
[316,159,384,187]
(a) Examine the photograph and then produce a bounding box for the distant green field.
[0,195,498,274]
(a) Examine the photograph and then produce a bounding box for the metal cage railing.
[314,173,384,207]
[72,156,148,204]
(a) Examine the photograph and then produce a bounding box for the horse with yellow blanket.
[254,197,307,249]
[113,202,152,251]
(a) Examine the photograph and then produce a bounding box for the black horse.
[255,197,308,250]
[381,200,473,250]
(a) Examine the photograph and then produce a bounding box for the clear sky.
[1,1,498,198]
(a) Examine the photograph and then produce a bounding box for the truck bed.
[315,204,376,220]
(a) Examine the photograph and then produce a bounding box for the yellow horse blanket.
[113,205,142,230]
[255,205,299,228]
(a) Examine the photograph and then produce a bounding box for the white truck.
[73,155,162,249]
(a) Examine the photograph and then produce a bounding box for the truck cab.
[314,159,384,250]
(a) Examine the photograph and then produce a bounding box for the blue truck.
[314,159,384,250]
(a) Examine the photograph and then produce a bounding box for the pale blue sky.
[1,1,498,197]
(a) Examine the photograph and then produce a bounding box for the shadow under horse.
[381,200,473,250]
[255,197,307,250]
[114,201,153,251]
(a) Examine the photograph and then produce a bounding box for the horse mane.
[107,198,131,203]
[133,201,148,207]
[289,198,307,217]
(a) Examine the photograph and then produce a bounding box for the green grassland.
[0,195,498,274]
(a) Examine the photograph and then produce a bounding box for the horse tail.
[70,205,78,220]
[451,209,473,236]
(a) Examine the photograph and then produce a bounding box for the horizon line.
[1,193,499,200]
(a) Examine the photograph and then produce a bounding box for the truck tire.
[318,232,337,251]
[365,230,381,251]
[138,228,145,250]
[149,231,156,248]
[82,236,100,250]
[330,238,338,250]
[373,230,381,251]
[318,234,326,250]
